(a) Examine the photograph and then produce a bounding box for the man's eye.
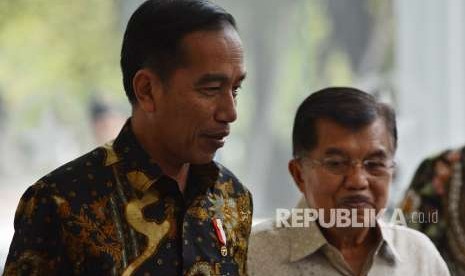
[324,160,346,169]
[364,160,387,171]
[232,86,241,98]
[200,87,221,96]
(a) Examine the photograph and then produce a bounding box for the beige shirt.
[248,217,450,276]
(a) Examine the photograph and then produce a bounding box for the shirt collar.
[287,198,402,265]
[288,198,327,262]
[287,218,327,262]
[109,118,219,193]
[376,220,403,263]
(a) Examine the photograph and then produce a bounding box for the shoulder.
[251,219,287,239]
[215,161,251,196]
[381,222,438,247]
[381,222,437,249]
[380,222,448,268]
[249,219,289,258]
[17,146,116,208]
[42,146,108,180]
[38,146,113,191]
[12,145,119,231]
[248,219,291,274]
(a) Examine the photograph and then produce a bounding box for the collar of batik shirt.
[108,118,220,196]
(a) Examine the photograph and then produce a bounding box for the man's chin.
[188,152,216,165]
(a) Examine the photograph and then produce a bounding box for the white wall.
[394,0,465,202]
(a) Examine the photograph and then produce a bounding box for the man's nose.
[343,163,369,190]
[215,90,237,123]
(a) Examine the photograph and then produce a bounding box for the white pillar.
[394,0,465,203]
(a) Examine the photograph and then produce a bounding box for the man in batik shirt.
[400,146,465,276]
[3,0,252,275]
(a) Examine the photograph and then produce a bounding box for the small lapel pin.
[212,218,228,257]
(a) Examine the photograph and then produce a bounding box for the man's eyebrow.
[323,148,346,156]
[194,73,247,86]
[194,74,228,86]
[365,149,389,159]
[323,148,390,159]
[237,73,247,83]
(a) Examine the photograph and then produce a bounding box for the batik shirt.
[3,119,253,276]
[400,146,465,276]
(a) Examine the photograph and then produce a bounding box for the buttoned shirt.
[4,119,253,276]
[248,204,449,276]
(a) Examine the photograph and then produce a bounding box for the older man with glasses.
[248,87,450,276]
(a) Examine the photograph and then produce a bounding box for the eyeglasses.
[302,157,396,177]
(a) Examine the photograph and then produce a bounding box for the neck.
[166,164,190,192]
[131,115,190,192]
[321,226,379,276]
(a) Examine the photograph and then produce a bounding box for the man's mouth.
[338,195,374,208]
[202,131,230,148]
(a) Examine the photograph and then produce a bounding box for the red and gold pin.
[212,218,228,257]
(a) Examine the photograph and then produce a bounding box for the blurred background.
[1,0,465,270]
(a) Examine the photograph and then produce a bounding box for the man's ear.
[289,159,305,193]
[132,68,163,113]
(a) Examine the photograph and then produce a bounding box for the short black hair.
[120,0,237,105]
[292,87,397,157]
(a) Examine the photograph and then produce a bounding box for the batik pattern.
[4,119,253,276]
[400,147,465,275]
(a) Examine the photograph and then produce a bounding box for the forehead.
[312,118,394,157]
[179,25,245,72]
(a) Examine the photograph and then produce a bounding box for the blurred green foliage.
[0,0,124,130]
